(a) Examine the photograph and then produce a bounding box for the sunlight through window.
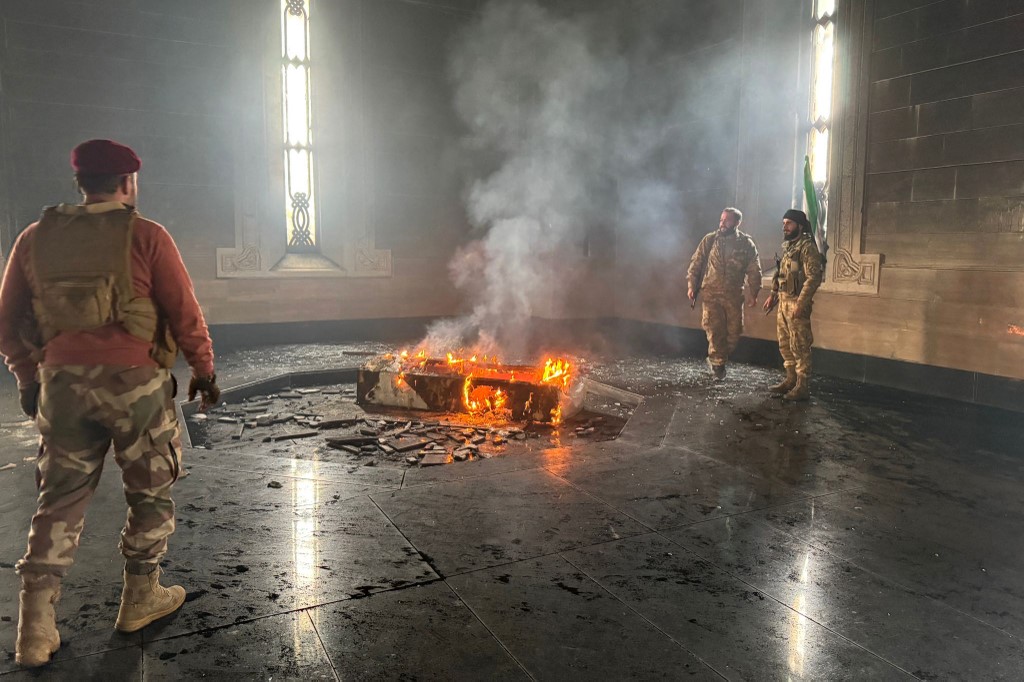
[281,0,318,250]
[807,0,836,234]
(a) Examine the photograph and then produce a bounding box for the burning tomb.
[357,351,573,423]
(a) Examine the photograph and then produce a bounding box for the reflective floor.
[1,343,1022,679]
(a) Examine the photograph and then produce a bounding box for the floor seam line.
[398,463,550,489]
[655,528,924,679]
[183,461,401,489]
[142,579,448,644]
[558,553,729,680]
[440,580,536,681]
[541,466,660,533]
[745,513,1022,641]
[305,609,341,682]
[649,486,871,533]
[366,494,444,580]
[396,530,661,583]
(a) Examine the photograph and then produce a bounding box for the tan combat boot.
[769,367,797,395]
[783,375,810,402]
[15,574,61,668]
[115,567,186,632]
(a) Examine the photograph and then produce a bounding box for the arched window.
[281,0,318,252]
[808,0,835,236]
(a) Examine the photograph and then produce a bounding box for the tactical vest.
[28,204,178,368]
[777,235,811,296]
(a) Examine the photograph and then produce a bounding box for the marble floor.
[0,343,1022,680]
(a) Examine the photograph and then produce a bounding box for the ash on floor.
[189,385,630,467]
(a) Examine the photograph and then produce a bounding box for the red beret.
[70,139,141,175]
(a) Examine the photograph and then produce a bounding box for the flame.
[488,388,507,412]
[1010,324,1024,337]
[550,404,563,426]
[462,375,509,416]
[390,349,575,423]
[541,358,572,390]
[462,374,476,411]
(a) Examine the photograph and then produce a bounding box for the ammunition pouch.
[778,259,803,296]
[33,275,117,338]
[28,205,179,369]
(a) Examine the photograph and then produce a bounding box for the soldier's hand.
[19,382,40,419]
[763,294,778,314]
[687,287,696,302]
[188,374,221,410]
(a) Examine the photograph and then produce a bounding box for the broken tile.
[420,453,449,466]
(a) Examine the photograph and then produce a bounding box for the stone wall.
[613,0,1024,384]
[1,0,1022,387]
[851,0,1024,378]
[0,0,474,325]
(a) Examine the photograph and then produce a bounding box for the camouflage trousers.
[777,295,814,377]
[701,294,744,366]
[16,365,181,578]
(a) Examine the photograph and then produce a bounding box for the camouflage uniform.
[17,366,180,576]
[0,140,213,665]
[687,229,762,367]
[773,232,823,378]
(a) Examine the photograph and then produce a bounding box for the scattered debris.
[267,480,283,489]
[186,374,636,469]
[326,436,380,449]
[0,463,16,472]
[270,430,318,441]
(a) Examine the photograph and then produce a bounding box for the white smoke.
[423,0,741,358]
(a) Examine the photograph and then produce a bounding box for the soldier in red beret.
[0,139,221,667]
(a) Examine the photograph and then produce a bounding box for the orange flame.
[462,375,510,416]
[1010,324,1024,337]
[550,404,563,426]
[462,374,476,411]
[541,358,572,390]
[391,349,575,423]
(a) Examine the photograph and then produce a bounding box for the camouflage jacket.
[686,229,761,299]
[773,232,823,307]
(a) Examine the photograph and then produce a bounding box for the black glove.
[20,382,40,419]
[188,374,220,410]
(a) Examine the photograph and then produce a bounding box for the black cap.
[783,209,810,231]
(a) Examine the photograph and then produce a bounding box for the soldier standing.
[0,139,221,667]
[763,209,823,401]
[687,207,762,380]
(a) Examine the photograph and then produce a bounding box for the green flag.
[803,155,827,260]
[802,155,820,236]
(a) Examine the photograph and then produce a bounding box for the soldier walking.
[763,209,823,401]
[687,207,762,380]
[0,139,221,667]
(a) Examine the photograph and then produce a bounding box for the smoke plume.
[423,0,741,358]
